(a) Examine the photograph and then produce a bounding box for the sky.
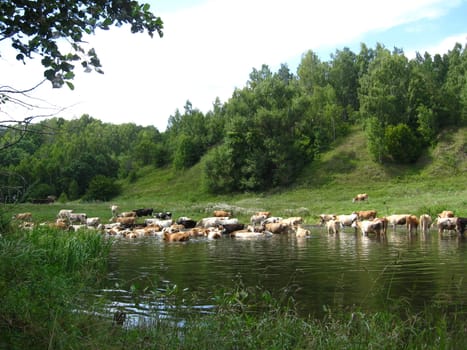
[1,0,467,131]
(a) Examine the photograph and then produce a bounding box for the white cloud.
[1,0,464,131]
[408,33,467,57]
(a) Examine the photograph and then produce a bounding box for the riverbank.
[1,226,466,349]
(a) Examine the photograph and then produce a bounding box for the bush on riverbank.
[1,226,466,349]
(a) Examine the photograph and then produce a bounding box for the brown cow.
[352,193,368,202]
[164,232,191,242]
[280,217,303,227]
[116,216,136,226]
[438,210,454,218]
[295,225,311,238]
[12,212,32,221]
[406,215,419,234]
[355,210,377,220]
[213,210,231,217]
[263,222,289,234]
[53,218,69,230]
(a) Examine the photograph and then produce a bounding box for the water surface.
[100,227,467,324]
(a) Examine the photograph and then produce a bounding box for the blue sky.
[1,0,466,131]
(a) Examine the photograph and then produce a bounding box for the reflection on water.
[99,227,467,325]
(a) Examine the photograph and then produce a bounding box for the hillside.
[296,125,467,186]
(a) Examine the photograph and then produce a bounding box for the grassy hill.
[112,126,465,222]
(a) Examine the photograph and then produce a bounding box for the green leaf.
[66,81,75,90]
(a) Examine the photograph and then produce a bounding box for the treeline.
[1,42,466,202]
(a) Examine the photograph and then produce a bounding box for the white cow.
[352,219,385,237]
[337,213,358,232]
[326,219,341,235]
[68,213,87,224]
[197,217,229,228]
[250,214,268,227]
[111,205,120,218]
[319,214,337,226]
[385,214,410,232]
[436,217,458,235]
[57,209,73,220]
[86,217,101,227]
[145,218,173,228]
[419,214,432,234]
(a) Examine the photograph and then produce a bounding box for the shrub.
[384,123,423,163]
[83,175,121,201]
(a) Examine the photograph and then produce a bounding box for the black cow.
[176,218,197,229]
[220,223,245,235]
[456,217,467,236]
[133,208,154,217]
[155,211,172,220]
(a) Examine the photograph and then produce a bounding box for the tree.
[297,50,329,94]
[0,1,163,89]
[359,44,410,126]
[329,47,359,118]
[167,101,210,169]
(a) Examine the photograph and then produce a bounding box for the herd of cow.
[10,198,467,241]
[12,206,312,241]
[319,209,466,238]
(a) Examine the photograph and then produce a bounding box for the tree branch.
[0,80,47,94]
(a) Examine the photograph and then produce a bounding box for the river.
[99,227,467,325]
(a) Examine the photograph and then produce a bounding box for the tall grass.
[0,227,112,349]
[112,282,467,349]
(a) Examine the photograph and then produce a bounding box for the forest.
[1,41,466,203]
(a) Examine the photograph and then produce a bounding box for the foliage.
[384,123,423,163]
[203,144,236,193]
[25,182,55,201]
[0,0,163,89]
[358,43,466,163]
